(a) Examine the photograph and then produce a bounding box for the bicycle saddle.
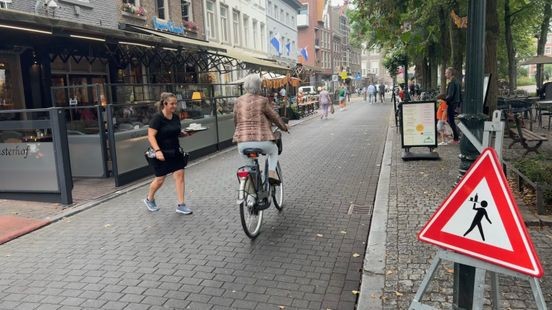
[242,148,265,156]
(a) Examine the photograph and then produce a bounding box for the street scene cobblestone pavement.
[0,99,391,310]
[382,123,552,309]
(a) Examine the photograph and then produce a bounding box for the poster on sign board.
[400,101,437,148]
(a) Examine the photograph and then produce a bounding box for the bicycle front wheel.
[239,179,263,239]
[273,162,284,211]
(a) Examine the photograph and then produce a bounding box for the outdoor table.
[502,98,534,130]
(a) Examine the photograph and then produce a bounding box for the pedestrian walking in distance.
[233,74,289,184]
[379,83,386,103]
[338,85,347,111]
[319,86,332,119]
[144,92,193,214]
[367,83,376,104]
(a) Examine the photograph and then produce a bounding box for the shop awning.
[124,25,288,72]
[221,48,289,72]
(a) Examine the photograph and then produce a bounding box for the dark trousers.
[447,103,459,141]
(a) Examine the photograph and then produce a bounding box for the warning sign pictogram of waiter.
[409,148,547,310]
[463,193,492,241]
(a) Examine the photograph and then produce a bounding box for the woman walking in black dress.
[144,92,192,214]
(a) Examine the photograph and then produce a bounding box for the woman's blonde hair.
[155,92,176,112]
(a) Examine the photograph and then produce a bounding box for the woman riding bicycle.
[233,74,289,184]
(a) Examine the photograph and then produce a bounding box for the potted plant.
[122,2,146,16]
[183,20,199,32]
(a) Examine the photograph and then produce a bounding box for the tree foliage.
[349,0,548,88]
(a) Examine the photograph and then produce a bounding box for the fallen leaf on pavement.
[353,253,360,258]
[446,268,454,273]
[316,234,324,238]
[104,224,112,228]
[386,270,394,275]
[340,231,347,234]
[352,290,360,295]
[395,291,403,297]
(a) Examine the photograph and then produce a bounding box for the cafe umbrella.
[519,55,552,65]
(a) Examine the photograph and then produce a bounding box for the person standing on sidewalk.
[445,67,461,143]
[367,83,376,104]
[436,94,449,145]
[379,83,386,103]
[319,87,332,119]
[144,92,193,214]
[233,74,289,184]
[338,85,347,111]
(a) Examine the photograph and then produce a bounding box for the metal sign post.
[409,250,547,310]
[458,110,505,162]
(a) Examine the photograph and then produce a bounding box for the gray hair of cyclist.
[243,74,262,95]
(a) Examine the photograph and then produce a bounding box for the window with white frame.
[280,9,284,22]
[252,19,258,49]
[220,5,229,42]
[546,46,552,55]
[268,1,272,15]
[206,0,217,40]
[274,5,278,19]
[233,10,241,46]
[370,61,379,74]
[260,23,266,52]
[181,0,192,21]
[243,15,249,48]
[286,12,290,24]
[156,0,167,19]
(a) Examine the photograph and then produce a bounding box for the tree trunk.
[505,0,517,91]
[485,0,499,114]
[430,57,438,90]
[450,0,466,77]
[537,1,552,89]
[439,6,451,94]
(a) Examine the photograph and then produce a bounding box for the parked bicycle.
[235,125,286,239]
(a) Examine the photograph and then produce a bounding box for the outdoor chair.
[536,82,552,130]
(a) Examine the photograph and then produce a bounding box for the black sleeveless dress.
[149,113,186,177]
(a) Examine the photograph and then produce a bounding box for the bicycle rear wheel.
[273,162,284,211]
[239,178,263,239]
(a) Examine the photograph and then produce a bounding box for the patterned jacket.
[232,93,287,143]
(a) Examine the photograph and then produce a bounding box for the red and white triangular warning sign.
[418,148,543,278]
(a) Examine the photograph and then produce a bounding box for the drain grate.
[347,204,373,215]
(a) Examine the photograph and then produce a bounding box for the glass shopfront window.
[0,53,24,110]
[50,56,109,107]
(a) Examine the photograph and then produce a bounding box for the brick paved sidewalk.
[0,100,391,310]
[380,125,552,309]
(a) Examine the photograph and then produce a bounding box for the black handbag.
[144,147,190,167]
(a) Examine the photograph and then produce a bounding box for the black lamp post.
[453,0,487,309]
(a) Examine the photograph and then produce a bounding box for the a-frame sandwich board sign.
[418,147,543,278]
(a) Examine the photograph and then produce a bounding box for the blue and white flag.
[300,47,309,61]
[270,34,281,55]
[285,42,291,56]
